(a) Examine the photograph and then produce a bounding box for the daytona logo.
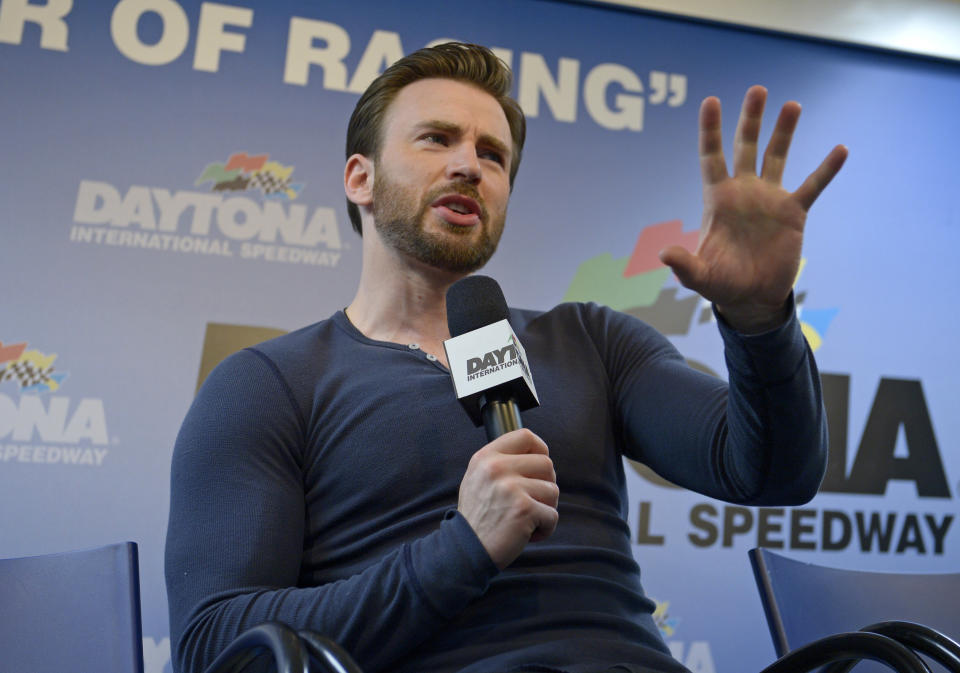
[466,344,520,380]
[72,180,342,249]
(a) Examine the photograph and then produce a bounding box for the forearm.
[165,350,498,672]
[167,510,495,673]
[592,300,826,504]
[712,298,827,504]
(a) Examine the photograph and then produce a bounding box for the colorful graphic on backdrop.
[4,3,957,672]
[563,220,839,348]
[196,152,304,201]
[68,152,343,267]
[1,339,111,467]
[0,341,68,394]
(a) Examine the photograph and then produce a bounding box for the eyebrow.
[413,120,511,160]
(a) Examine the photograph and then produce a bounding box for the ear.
[344,153,374,207]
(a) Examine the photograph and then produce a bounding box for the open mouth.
[432,194,483,226]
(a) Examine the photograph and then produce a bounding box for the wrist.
[715,299,791,335]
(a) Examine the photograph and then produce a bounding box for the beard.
[372,168,506,274]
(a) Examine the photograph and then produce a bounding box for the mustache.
[425,182,488,220]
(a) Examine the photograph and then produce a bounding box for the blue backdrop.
[1,1,957,672]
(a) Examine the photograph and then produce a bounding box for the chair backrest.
[0,541,144,673]
[750,548,960,672]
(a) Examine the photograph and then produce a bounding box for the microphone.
[444,276,539,441]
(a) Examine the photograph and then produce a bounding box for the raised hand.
[659,85,848,333]
[458,429,559,570]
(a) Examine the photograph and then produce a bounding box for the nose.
[446,144,481,184]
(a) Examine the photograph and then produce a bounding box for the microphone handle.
[481,394,522,441]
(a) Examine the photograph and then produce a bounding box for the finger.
[733,85,767,177]
[528,498,559,542]
[698,96,728,186]
[486,428,548,456]
[524,478,560,509]
[659,245,706,294]
[503,454,556,482]
[760,101,801,183]
[792,144,849,211]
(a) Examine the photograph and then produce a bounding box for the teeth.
[448,202,470,214]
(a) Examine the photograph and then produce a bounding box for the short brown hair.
[345,42,526,235]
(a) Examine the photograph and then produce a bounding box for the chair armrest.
[759,632,930,673]
[296,631,364,673]
[860,622,960,673]
[202,622,310,673]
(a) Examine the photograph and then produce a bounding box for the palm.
[697,175,806,308]
[661,86,847,331]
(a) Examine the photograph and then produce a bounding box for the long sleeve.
[164,303,828,673]
[583,297,827,505]
[164,348,499,673]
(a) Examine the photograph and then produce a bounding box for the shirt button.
[407,343,420,350]
[425,353,437,361]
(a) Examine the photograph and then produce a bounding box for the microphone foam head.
[446,275,509,337]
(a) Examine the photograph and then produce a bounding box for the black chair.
[197,549,960,673]
[750,547,960,673]
[297,631,364,673]
[199,625,365,673]
[8,542,944,673]
[180,614,358,673]
[203,623,311,673]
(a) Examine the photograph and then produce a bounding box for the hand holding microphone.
[457,429,559,570]
[445,276,557,569]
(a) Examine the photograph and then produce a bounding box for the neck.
[345,230,468,356]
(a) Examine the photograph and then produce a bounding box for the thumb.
[659,245,704,292]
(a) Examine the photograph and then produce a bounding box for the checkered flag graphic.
[248,170,291,195]
[2,360,53,388]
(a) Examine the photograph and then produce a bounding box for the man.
[166,43,846,673]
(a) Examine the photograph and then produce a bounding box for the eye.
[479,149,505,166]
[420,133,448,145]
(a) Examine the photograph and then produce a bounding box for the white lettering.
[72,181,356,252]
[490,47,513,71]
[423,38,513,72]
[183,192,222,235]
[584,63,644,131]
[0,395,108,445]
[259,202,305,244]
[275,27,685,132]
[301,206,341,249]
[193,2,253,73]
[152,188,189,231]
[283,17,349,88]
[347,29,403,93]
[115,185,157,229]
[12,395,69,442]
[239,242,340,266]
[142,637,171,673]
[0,0,72,51]
[62,398,109,444]
[70,226,237,257]
[0,394,16,437]
[685,641,716,673]
[668,642,716,673]
[111,0,189,66]
[649,71,687,107]
[74,180,121,224]
[517,53,579,123]
[217,196,261,239]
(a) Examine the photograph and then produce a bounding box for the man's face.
[371,78,513,274]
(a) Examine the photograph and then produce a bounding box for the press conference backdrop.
[1,1,957,672]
